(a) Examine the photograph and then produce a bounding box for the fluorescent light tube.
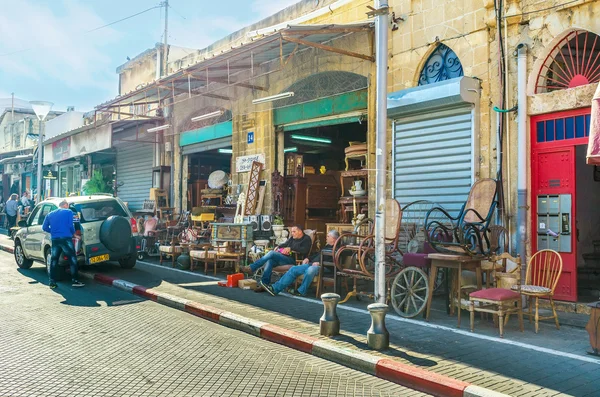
[284,147,298,153]
[290,134,331,144]
[147,124,171,133]
[252,92,294,105]
[218,148,233,154]
[191,110,224,122]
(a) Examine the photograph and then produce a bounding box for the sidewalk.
[2,234,598,396]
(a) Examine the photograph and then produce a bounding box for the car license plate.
[90,254,109,264]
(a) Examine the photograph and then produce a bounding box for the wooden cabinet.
[306,174,339,210]
[283,174,340,231]
[283,177,307,227]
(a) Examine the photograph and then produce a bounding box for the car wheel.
[137,252,145,261]
[14,241,33,269]
[100,216,132,252]
[119,255,136,269]
[45,248,66,281]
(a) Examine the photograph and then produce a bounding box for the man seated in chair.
[262,230,339,297]
[241,225,312,291]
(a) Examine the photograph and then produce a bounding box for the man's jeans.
[272,264,320,296]
[49,238,78,282]
[249,250,296,285]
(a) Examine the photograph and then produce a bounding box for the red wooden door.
[531,146,577,301]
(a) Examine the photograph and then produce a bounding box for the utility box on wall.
[537,194,572,252]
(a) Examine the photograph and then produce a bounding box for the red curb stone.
[260,324,318,354]
[376,359,469,397]
[93,273,118,286]
[132,285,158,301]
[184,301,224,322]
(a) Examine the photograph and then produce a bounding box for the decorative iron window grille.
[418,44,464,86]
[535,30,600,94]
[277,71,368,107]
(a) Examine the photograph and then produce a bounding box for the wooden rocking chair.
[425,178,498,257]
[332,198,403,304]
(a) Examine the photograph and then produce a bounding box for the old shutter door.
[116,143,153,211]
[393,106,473,216]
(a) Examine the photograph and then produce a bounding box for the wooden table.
[425,253,483,328]
[211,222,253,272]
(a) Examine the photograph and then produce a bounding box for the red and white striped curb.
[80,271,509,397]
[0,243,14,254]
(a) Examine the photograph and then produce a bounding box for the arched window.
[418,44,464,86]
[535,30,600,94]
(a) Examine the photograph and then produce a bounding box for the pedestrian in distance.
[20,191,31,217]
[42,200,84,289]
[262,230,339,297]
[241,225,312,291]
[5,194,19,230]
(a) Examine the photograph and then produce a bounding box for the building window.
[535,113,590,143]
[59,164,82,196]
[535,30,600,94]
[418,44,464,86]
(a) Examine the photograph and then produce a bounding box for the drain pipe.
[516,43,528,263]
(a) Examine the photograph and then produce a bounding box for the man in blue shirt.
[42,200,84,289]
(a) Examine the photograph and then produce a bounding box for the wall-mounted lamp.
[191,110,224,122]
[147,124,171,133]
[252,92,294,105]
[290,134,331,144]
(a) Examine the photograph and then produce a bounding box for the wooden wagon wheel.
[391,266,429,318]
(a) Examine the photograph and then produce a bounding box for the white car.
[13,195,139,279]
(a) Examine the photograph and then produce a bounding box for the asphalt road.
[0,251,428,397]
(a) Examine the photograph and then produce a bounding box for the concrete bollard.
[320,293,341,336]
[367,303,389,350]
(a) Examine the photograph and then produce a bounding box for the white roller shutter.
[393,106,473,216]
[116,143,153,211]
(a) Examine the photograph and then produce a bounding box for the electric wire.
[87,5,162,33]
[0,4,162,57]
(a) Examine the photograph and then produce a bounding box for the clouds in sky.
[0,0,303,110]
[0,0,120,90]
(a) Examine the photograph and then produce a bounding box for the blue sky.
[0,0,299,112]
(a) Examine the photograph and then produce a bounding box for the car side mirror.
[17,220,27,228]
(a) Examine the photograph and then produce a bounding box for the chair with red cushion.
[469,253,524,338]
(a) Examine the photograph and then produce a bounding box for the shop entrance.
[187,147,232,209]
[280,120,368,232]
[531,108,596,302]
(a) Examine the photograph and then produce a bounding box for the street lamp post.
[30,101,53,203]
[373,0,389,303]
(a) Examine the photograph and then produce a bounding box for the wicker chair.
[512,249,563,333]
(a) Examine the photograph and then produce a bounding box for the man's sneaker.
[259,280,277,296]
[71,280,85,288]
[287,288,305,297]
[240,265,252,274]
[49,282,57,289]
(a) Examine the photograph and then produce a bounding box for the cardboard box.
[226,273,244,288]
[238,279,257,290]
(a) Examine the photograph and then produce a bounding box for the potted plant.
[272,216,284,239]
[82,170,113,195]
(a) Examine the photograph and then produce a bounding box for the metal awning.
[0,154,33,165]
[43,119,159,145]
[95,23,373,114]
[0,148,33,161]
[587,83,600,165]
